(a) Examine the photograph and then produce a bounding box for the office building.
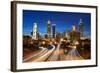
[32,22,37,39]
[52,24,56,38]
[47,20,51,38]
[78,19,84,37]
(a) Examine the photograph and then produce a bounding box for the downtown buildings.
[32,20,56,40]
[47,20,56,39]
[31,19,85,44]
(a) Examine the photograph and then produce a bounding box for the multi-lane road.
[23,44,84,62]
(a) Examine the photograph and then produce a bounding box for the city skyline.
[23,10,91,37]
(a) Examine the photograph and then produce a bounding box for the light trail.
[47,44,60,61]
[61,46,84,60]
[23,47,48,62]
[33,45,55,62]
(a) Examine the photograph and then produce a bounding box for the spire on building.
[79,19,82,24]
[72,25,76,32]
[48,20,51,24]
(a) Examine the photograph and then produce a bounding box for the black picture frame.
[11,1,98,72]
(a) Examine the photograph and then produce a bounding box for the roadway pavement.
[23,44,84,62]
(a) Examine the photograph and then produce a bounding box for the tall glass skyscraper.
[52,24,56,38]
[78,19,84,37]
[47,20,51,38]
[32,22,37,39]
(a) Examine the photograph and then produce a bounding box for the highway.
[47,44,60,61]
[23,44,84,62]
[59,46,83,60]
[23,47,47,62]
[24,45,55,62]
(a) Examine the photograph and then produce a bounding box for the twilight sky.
[23,10,91,37]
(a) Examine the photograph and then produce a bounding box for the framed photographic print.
[11,1,98,72]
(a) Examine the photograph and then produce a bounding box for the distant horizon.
[23,10,91,37]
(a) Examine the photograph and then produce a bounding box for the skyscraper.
[69,25,80,43]
[52,24,56,38]
[32,22,37,39]
[47,20,51,38]
[79,19,84,37]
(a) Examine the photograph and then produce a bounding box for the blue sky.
[23,10,91,36]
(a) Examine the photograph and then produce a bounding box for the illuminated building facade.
[32,22,37,39]
[69,25,80,43]
[52,24,56,38]
[47,20,51,38]
[79,19,84,37]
